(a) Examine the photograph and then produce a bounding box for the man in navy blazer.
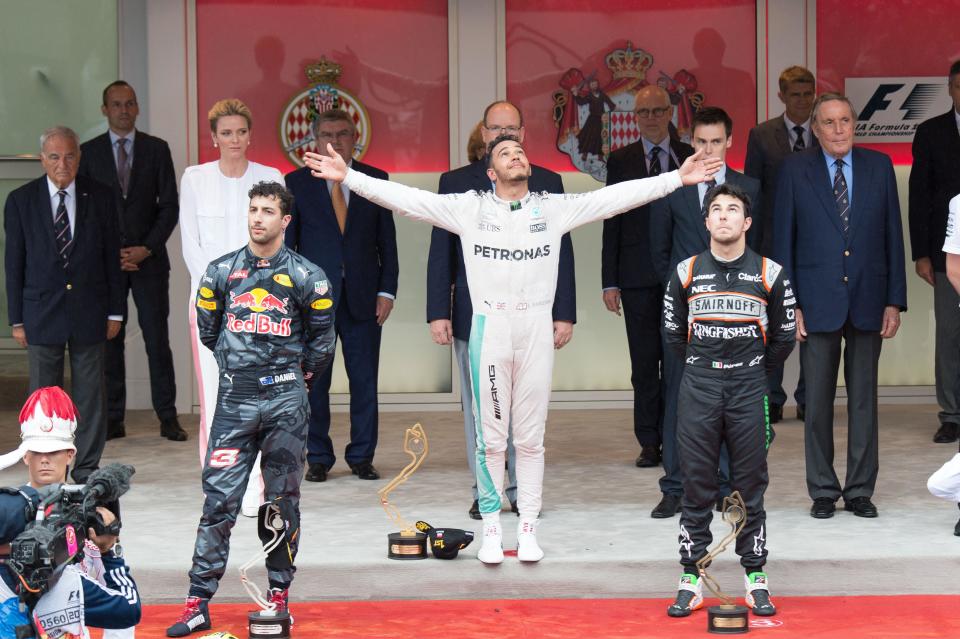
[773,94,907,520]
[427,100,575,519]
[78,81,184,442]
[602,85,693,518]
[4,126,124,483]
[649,107,759,513]
[285,109,399,482]
[908,60,960,444]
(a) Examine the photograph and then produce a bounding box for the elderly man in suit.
[603,84,694,518]
[745,65,817,424]
[649,107,761,511]
[774,93,907,520]
[427,100,576,519]
[4,125,124,483]
[79,80,184,442]
[909,59,960,444]
[284,109,399,483]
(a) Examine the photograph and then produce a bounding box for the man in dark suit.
[649,107,760,512]
[744,65,817,423]
[285,109,399,482]
[602,85,692,518]
[78,80,184,442]
[774,94,907,520]
[908,59,960,444]
[427,100,575,519]
[4,125,124,483]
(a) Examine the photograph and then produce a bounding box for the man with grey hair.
[602,84,694,519]
[4,126,124,483]
[284,109,398,483]
[773,93,907,520]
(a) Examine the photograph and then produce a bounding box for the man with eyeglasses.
[427,100,576,520]
[601,85,694,519]
[283,108,399,484]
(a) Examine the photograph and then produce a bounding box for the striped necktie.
[833,159,849,235]
[54,190,72,265]
[792,125,806,152]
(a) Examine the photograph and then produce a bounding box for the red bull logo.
[229,288,289,314]
[225,312,292,337]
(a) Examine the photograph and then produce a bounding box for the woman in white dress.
[180,98,282,516]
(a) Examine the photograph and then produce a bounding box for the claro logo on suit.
[845,77,953,141]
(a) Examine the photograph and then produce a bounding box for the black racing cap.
[415,521,475,559]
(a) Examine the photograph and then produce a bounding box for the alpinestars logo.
[753,524,766,556]
[679,524,694,558]
[488,365,502,420]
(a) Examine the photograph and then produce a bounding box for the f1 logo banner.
[845,77,952,142]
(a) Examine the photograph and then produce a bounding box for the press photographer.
[0,387,140,638]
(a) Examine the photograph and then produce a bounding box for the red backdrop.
[505,0,757,174]
[195,0,449,173]
[817,0,960,165]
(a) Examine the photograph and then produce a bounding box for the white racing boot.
[517,518,544,562]
[477,515,504,564]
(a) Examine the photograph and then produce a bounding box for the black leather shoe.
[844,496,878,518]
[350,462,380,480]
[635,445,662,467]
[934,422,959,443]
[954,516,960,537]
[769,404,783,424]
[468,500,481,520]
[106,420,126,440]
[510,500,519,516]
[304,463,328,482]
[160,418,188,442]
[651,493,682,519]
[796,404,805,421]
[810,497,836,519]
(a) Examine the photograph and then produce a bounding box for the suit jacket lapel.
[804,152,845,235]
[70,184,88,256]
[37,179,57,251]
[681,185,708,244]
[846,148,870,243]
[773,116,792,156]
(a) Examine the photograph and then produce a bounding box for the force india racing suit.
[340,166,684,520]
[189,244,335,597]
[663,248,795,572]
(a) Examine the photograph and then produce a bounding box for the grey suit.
[649,167,760,496]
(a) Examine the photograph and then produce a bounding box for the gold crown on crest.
[306,57,342,85]
[605,43,653,80]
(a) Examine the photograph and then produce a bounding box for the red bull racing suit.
[188,244,335,598]
[339,167,683,521]
[663,248,795,572]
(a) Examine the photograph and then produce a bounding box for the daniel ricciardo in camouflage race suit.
[168,181,335,637]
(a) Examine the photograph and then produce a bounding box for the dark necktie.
[54,190,72,265]
[792,125,806,152]
[648,146,662,176]
[117,138,130,197]
[833,159,849,235]
[701,180,717,208]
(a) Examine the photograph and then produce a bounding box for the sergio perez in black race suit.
[663,233,795,615]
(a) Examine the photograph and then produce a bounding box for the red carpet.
[125,595,959,638]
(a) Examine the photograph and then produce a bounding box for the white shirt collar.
[954,108,960,131]
[47,177,76,200]
[108,128,136,146]
[783,113,811,131]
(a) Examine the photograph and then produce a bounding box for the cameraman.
[0,387,140,636]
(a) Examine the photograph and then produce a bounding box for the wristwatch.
[108,543,123,559]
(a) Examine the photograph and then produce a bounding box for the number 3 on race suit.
[210,448,240,468]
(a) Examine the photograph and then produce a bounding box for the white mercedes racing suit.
[342,167,683,518]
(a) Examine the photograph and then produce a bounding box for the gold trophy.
[378,423,429,559]
[696,491,750,634]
